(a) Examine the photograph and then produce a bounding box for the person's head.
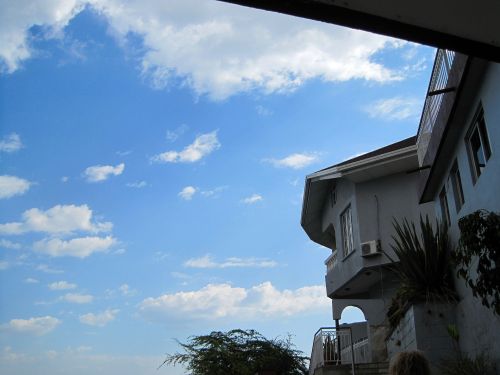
[389,351,430,375]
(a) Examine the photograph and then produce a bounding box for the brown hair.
[389,351,431,375]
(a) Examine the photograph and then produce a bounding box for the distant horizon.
[0,1,434,374]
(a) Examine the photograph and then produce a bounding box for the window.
[466,108,492,183]
[439,187,450,227]
[330,185,337,207]
[450,161,465,212]
[340,205,354,257]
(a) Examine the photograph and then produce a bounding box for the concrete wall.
[430,61,500,367]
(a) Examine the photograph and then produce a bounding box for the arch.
[340,305,366,324]
[332,299,386,325]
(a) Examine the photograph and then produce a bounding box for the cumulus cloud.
[242,194,263,204]
[0,204,112,235]
[33,236,116,258]
[84,163,125,182]
[48,281,77,290]
[184,255,277,269]
[178,186,197,200]
[62,293,93,304]
[0,133,22,152]
[139,282,329,320]
[24,278,39,284]
[0,175,31,199]
[152,131,220,163]
[2,316,60,335]
[364,96,421,121]
[79,309,119,326]
[1,1,405,99]
[264,153,318,169]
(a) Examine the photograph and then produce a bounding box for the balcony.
[416,49,457,165]
[324,251,338,274]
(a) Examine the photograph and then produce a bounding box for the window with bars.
[340,205,354,257]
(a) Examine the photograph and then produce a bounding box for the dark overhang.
[217,0,500,63]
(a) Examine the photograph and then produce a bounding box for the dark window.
[466,108,492,183]
[439,187,450,227]
[450,161,465,212]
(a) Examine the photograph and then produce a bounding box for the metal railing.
[416,49,456,165]
[324,251,338,274]
[309,327,357,375]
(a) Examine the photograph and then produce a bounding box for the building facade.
[303,50,500,372]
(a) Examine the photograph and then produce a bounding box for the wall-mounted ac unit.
[361,240,381,257]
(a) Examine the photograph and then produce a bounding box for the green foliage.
[455,210,500,315]
[159,329,308,375]
[387,216,456,328]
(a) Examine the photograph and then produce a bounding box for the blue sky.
[0,1,434,374]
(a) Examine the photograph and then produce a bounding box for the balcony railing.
[324,250,338,274]
[416,49,456,165]
[309,327,369,375]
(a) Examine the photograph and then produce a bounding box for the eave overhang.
[301,143,418,247]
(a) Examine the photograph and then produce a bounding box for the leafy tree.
[455,210,500,315]
[159,329,308,375]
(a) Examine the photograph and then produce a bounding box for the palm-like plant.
[387,216,457,328]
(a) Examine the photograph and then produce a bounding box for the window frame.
[449,160,465,213]
[340,205,354,258]
[466,106,492,184]
[439,186,451,227]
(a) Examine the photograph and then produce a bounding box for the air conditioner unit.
[361,240,381,257]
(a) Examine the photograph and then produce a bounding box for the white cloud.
[200,186,227,198]
[36,264,63,274]
[34,236,116,258]
[0,175,31,199]
[0,239,21,249]
[152,131,220,163]
[62,293,93,304]
[264,153,318,169]
[0,133,22,153]
[256,105,273,117]
[2,316,60,335]
[0,261,9,270]
[166,124,189,142]
[364,96,421,121]
[178,186,197,200]
[118,284,136,296]
[140,282,329,320]
[79,309,119,326]
[184,255,277,269]
[84,163,125,183]
[0,1,404,99]
[61,176,69,183]
[48,281,77,290]
[242,194,263,204]
[0,204,112,235]
[24,278,39,284]
[126,181,147,188]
